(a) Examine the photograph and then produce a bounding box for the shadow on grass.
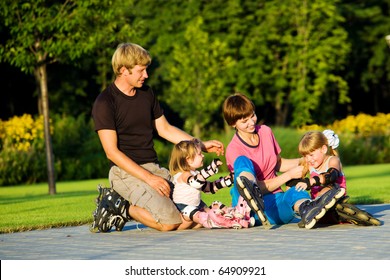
[0,190,97,206]
[350,195,385,205]
[346,169,390,180]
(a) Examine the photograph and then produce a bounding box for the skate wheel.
[315,208,327,220]
[232,224,242,230]
[325,198,337,210]
[234,213,244,219]
[89,225,99,233]
[305,219,317,229]
[243,188,252,199]
[250,200,259,211]
[356,212,370,221]
[249,217,256,227]
[369,217,381,226]
[341,206,356,215]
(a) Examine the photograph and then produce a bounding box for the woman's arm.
[258,165,305,194]
[277,157,302,172]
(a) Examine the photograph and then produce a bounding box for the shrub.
[300,113,390,165]
[0,114,107,186]
[0,114,47,185]
[1,112,389,186]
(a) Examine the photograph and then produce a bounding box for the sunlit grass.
[1,163,389,233]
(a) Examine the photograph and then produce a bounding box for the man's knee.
[158,223,180,232]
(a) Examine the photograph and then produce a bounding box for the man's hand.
[201,140,224,156]
[146,173,171,197]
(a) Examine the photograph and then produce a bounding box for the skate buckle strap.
[115,198,122,208]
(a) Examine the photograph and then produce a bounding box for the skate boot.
[298,184,345,229]
[233,216,256,228]
[320,184,346,210]
[297,184,345,228]
[211,200,227,215]
[199,210,243,229]
[90,185,131,233]
[106,188,131,231]
[236,176,271,229]
[233,196,252,220]
[90,185,113,233]
[335,196,381,226]
[223,207,235,219]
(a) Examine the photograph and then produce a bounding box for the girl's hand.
[296,182,309,192]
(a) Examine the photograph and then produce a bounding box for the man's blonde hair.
[111,43,151,76]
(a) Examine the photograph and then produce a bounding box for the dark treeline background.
[0,0,389,188]
[1,0,389,136]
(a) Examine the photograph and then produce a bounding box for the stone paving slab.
[0,204,389,260]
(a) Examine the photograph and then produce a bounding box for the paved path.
[1,204,389,260]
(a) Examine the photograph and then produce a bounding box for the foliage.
[340,0,390,115]
[237,0,351,126]
[164,16,236,137]
[300,113,390,164]
[0,114,107,186]
[0,0,138,193]
[52,114,107,181]
[0,114,46,185]
[132,0,354,128]
[1,0,390,134]
[0,114,45,152]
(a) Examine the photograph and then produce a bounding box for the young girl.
[291,130,381,226]
[169,138,254,229]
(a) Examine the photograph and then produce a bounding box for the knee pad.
[181,205,199,221]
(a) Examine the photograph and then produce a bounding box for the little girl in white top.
[169,138,253,229]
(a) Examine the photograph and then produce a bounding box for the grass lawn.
[0,163,389,233]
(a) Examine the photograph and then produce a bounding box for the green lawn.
[0,163,389,233]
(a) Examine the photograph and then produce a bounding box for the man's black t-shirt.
[92,83,164,166]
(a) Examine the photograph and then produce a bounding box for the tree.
[340,0,390,115]
[236,0,351,126]
[0,0,135,194]
[164,17,235,137]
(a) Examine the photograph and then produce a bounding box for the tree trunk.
[192,123,201,139]
[35,64,56,195]
[274,99,288,126]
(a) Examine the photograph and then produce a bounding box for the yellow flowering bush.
[0,114,48,185]
[0,114,46,152]
[0,113,107,186]
[299,113,390,164]
[331,113,390,137]
[300,113,390,137]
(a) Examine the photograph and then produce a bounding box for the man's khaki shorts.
[109,163,182,225]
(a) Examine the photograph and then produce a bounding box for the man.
[91,43,224,232]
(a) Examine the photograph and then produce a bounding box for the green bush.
[52,114,107,181]
[0,113,389,186]
[300,113,390,165]
[51,114,108,181]
[0,114,107,186]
